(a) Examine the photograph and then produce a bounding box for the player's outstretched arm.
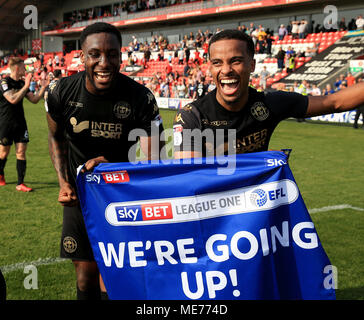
[306,81,364,117]
[26,76,50,104]
[47,113,78,206]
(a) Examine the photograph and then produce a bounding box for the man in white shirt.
[311,84,322,96]
[356,15,364,30]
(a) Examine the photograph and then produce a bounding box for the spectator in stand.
[39,52,44,66]
[47,57,53,71]
[195,29,203,48]
[187,77,196,99]
[346,72,356,86]
[202,40,209,62]
[323,84,335,95]
[278,24,288,40]
[166,61,173,76]
[291,21,299,39]
[356,15,364,30]
[285,46,295,56]
[157,49,164,61]
[178,48,185,65]
[160,78,170,98]
[194,65,203,83]
[29,76,37,93]
[265,33,273,55]
[305,43,318,57]
[292,81,300,93]
[257,27,267,54]
[188,32,195,48]
[194,50,201,65]
[297,80,309,96]
[248,22,256,36]
[251,27,259,51]
[207,78,216,93]
[338,17,347,31]
[259,66,270,90]
[337,83,347,91]
[54,55,60,67]
[177,78,187,98]
[286,54,295,74]
[298,20,308,39]
[184,47,190,64]
[334,74,347,90]
[348,18,357,31]
[276,47,285,70]
[311,84,321,96]
[183,63,191,77]
[194,76,208,99]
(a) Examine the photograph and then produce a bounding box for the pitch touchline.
[0,257,68,275]
[1,204,363,274]
[308,204,364,214]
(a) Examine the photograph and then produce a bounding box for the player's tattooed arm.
[3,74,32,105]
[46,113,78,206]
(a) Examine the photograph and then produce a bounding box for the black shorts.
[0,124,29,146]
[60,205,95,261]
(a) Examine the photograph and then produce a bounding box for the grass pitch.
[0,100,363,300]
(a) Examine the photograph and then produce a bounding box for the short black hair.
[53,69,62,78]
[80,22,122,48]
[208,29,255,58]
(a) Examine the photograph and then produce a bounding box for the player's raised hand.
[81,156,109,173]
[24,73,32,88]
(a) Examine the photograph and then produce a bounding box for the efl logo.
[250,187,287,208]
[102,171,129,184]
[115,202,173,222]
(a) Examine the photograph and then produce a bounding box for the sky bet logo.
[265,158,287,167]
[115,202,173,222]
[85,171,129,184]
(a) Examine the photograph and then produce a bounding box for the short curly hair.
[208,29,255,59]
[80,22,122,48]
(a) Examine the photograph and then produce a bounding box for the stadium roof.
[0,0,60,49]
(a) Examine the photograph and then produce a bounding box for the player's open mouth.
[95,71,113,83]
[220,78,239,95]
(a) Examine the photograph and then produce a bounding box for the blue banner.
[76,151,336,300]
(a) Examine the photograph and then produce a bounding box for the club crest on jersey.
[251,102,269,121]
[114,101,131,119]
[1,79,8,91]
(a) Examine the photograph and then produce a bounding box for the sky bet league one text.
[76,151,336,300]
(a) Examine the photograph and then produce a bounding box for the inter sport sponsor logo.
[105,180,299,226]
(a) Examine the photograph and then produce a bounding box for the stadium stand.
[1,0,364,98]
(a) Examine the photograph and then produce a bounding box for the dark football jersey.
[173,87,308,156]
[0,76,28,127]
[46,71,163,185]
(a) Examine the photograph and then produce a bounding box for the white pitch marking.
[308,204,364,214]
[0,257,68,275]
